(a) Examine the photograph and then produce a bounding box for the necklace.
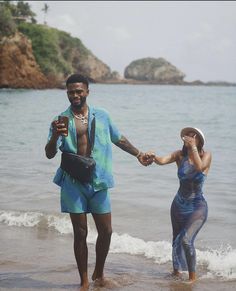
[72,110,88,124]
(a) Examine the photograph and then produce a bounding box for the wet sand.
[1,224,235,291]
[1,258,236,291]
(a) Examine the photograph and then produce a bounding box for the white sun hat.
[180,127,205,146]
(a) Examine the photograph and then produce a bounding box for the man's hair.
[66,74,89,88]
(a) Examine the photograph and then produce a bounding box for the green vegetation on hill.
[0,0,36,38]
[18,22,91,76]
[0,4,16,38]
[0,1,93,78]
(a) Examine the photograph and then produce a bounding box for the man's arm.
[45,119,66,159]
[114,135,152,166]
[45,135,59,159]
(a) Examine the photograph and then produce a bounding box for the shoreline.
[1,225,235,291]
[1,219,235,289]
[1,80,236,90]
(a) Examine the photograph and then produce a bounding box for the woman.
[147,127,212,282]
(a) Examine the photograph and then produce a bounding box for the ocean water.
[0,84,236,290]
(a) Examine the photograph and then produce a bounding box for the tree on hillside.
[0,4,16,38]
[0,0,38,38]
[15,0,36,23]
[42,3,49,25]
[0,0,36,24]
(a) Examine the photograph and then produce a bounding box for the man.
[45,74,151,290]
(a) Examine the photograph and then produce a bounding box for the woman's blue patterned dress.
[171,155,208,272]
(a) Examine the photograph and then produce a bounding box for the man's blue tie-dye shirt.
[47,105,122,191]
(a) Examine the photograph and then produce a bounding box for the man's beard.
[70,96,86,110]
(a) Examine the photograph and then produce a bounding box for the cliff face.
[17,23,121,85]
[0,32,48,89]
[124,57,185,84]
[1,24,234,88]
[0,24,121,89]
[71,50,115,82]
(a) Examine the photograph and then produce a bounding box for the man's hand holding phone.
[52,116,69,138]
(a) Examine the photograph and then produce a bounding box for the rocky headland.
[0,25,235,88]
[0,23,122,89]
[0,1,235,89]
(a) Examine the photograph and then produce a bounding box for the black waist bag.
[61,152,96,183]
[60,117,96,183]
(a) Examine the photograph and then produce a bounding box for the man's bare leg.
[70,213,89,290]
[91,213,112,285]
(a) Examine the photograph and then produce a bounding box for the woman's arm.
[183,135,212,173]
[191,150,212,173]
[146,150,181,165]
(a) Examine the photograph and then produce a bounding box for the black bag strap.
[90,117,96,152]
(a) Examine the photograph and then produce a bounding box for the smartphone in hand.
[58,116,69,136]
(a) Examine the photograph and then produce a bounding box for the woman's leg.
[171,200,183,276]
[182,201,208,281]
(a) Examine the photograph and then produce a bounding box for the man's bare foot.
[92,268,119,288]
[94,277,106,287]
[79,282,89,291]
[93,277,119,288]
[92,269,98,281]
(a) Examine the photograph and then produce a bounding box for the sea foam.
[0,210,235,280]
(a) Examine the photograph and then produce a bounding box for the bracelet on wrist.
[136,151,142,158]
[191,146,198,153]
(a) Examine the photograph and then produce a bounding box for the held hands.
[137,151,156,166]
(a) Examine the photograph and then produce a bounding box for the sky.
[28,1,236,82]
